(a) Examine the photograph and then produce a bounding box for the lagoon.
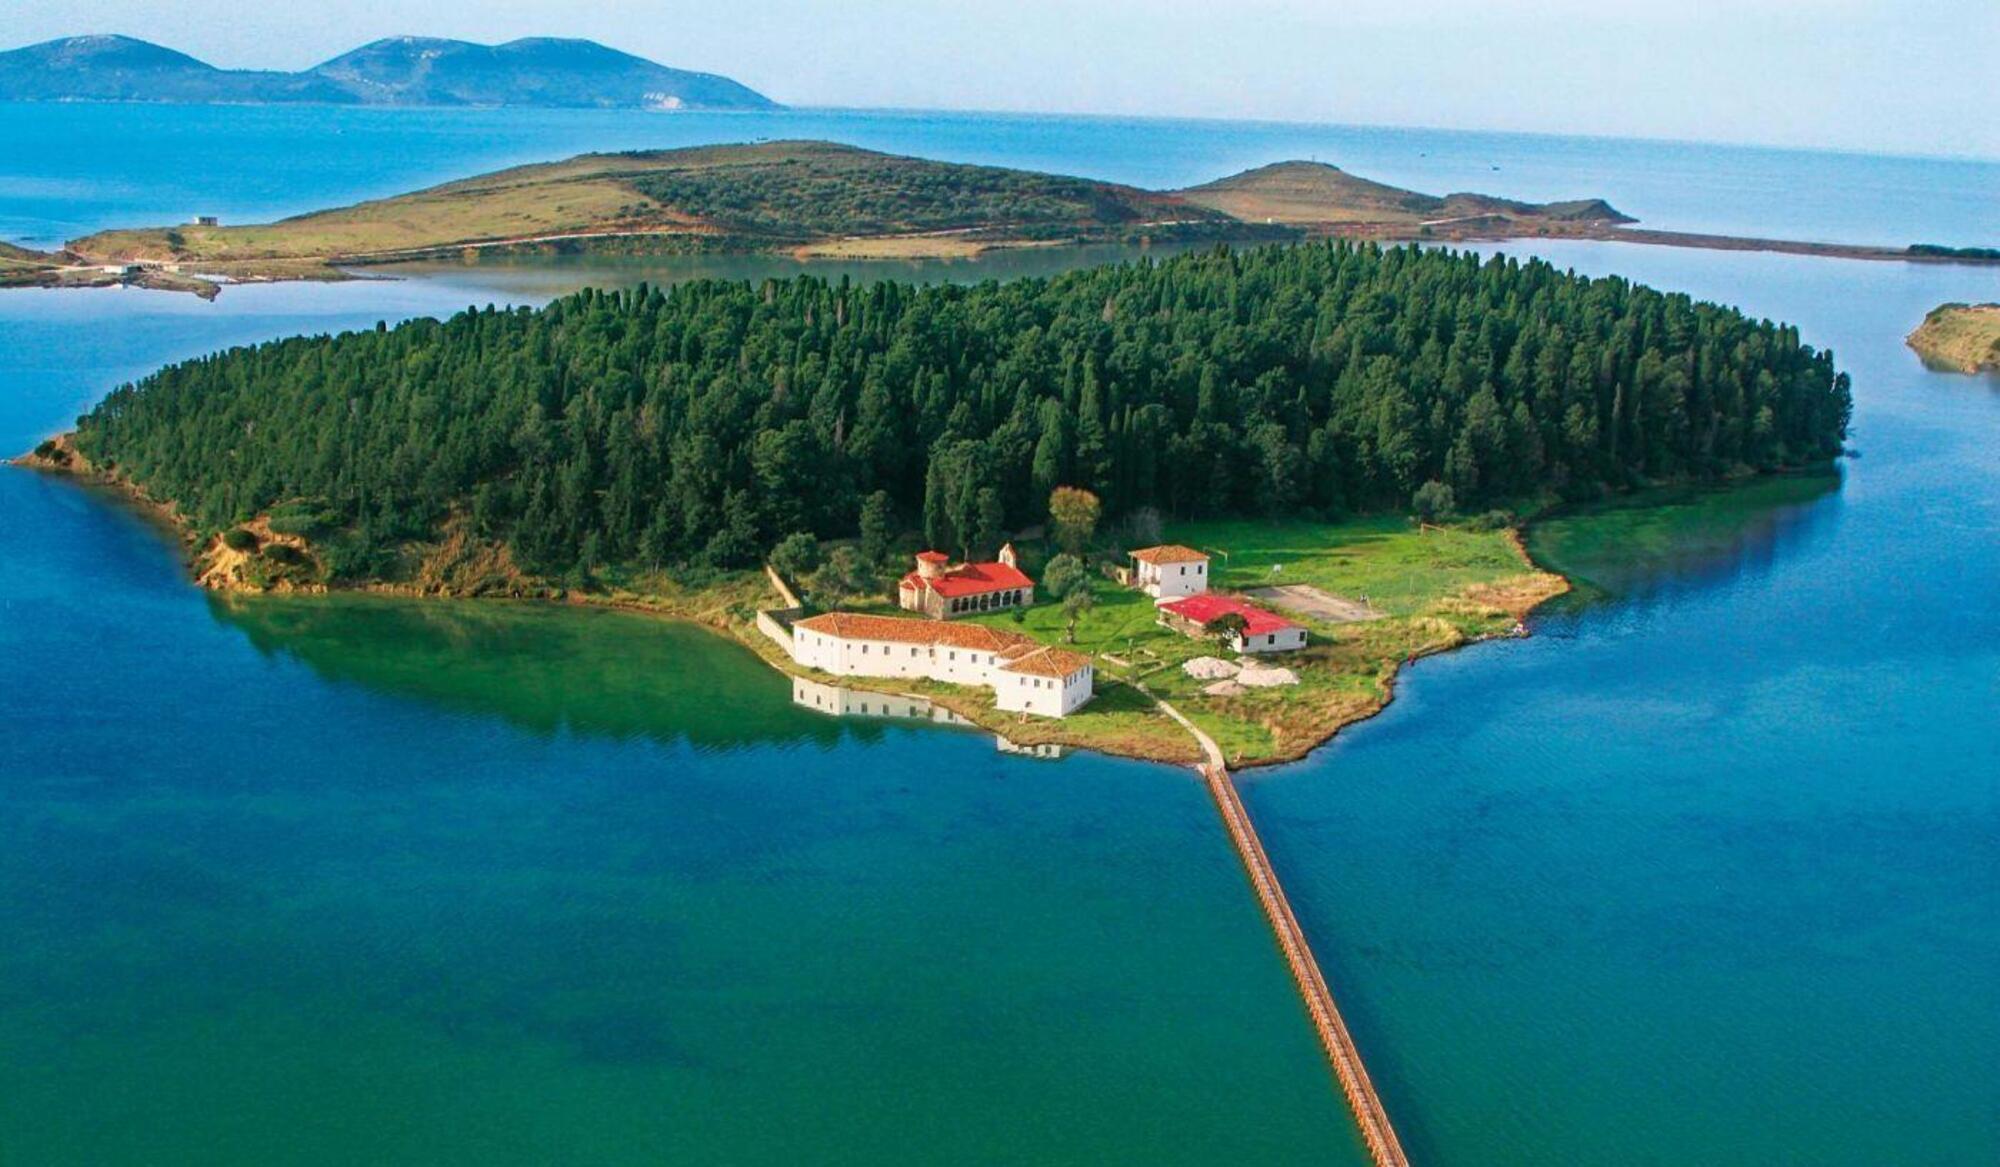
[3,106,1998,1165]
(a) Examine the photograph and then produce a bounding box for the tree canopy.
[73,241,1851,583]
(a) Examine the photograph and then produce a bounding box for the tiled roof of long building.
[792,611,1039,652]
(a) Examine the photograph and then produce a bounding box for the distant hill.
[1178,161,1632,228]
[71,140,1244,267]
[0,33,777,110]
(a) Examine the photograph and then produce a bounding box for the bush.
[221,527,261,552]
[1465,509,1517,532]
[1412,480,1457,523]
[262,542,306,566]
[814,545,875,599]
[770,531,821,581]
[1042,552,1086,600]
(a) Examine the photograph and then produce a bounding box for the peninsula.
[1907,303,2000,373]
[9,140,1994,298]
[0,34,776,110]
[17,241,1853,765]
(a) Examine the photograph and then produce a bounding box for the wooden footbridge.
[1202,763,1411,1166]
[1140,680,1410,1165]
[1136,687,1416,1159]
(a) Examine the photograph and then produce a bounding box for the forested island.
[29,242,1852,762]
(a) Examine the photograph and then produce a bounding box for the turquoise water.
[0,478,1355,1166]
[1249,242,2000,1165]
[3,106,1999,1164]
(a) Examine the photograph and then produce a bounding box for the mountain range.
[0,34,778,110]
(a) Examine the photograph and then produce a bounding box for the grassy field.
[1906,302,2000,373]
[56,141,1629,287]
[68,140,1227,268]
[958,515,1565,767]
[1176,160,1628,228]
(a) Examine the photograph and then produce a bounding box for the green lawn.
[960,514,1562,766]
[1171,515,1532,616]
[968,580,1190,671]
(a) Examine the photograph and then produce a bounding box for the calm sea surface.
[2,106,1997,1166]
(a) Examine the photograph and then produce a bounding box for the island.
[1907,303,2000,373]
[8,138,1995,298]
[0,34,776,110]
[18,240,1852,765]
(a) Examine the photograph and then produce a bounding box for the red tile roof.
[899,559,1033,598]
[1158,594,1301,638]
[1130,544,1208,565]
[793,612,1036,652]
[997,645,1093,679]
[914,550,951,564]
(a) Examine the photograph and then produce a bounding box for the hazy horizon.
[7,1,1998,162]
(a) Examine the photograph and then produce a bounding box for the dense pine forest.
[70,243,1850,582]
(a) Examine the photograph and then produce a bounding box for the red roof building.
[897,544,1035,619]
[1157,594,1307,654]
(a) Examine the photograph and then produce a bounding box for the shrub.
[1208,611,1249,646]
[1412,480,1457,522]
[262,542,306,566]
[770,531,821,581]
[1042,552,1086,600]
[221,527,261,552]
[814,545,874,599]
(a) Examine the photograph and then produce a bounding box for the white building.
[1130,544,1210,598]
[1157,594,1308,655]
[789,611,1094,718]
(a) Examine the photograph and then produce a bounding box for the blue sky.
[11,0,1997,159]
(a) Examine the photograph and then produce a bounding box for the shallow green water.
[0,556,1357,1166]
[4,106,1998,1166]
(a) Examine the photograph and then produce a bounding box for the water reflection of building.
[994,736,1065,760]
[791,677,972,726]
[790,678,1064,760]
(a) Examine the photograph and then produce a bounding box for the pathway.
[1146,683,1411,1167]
